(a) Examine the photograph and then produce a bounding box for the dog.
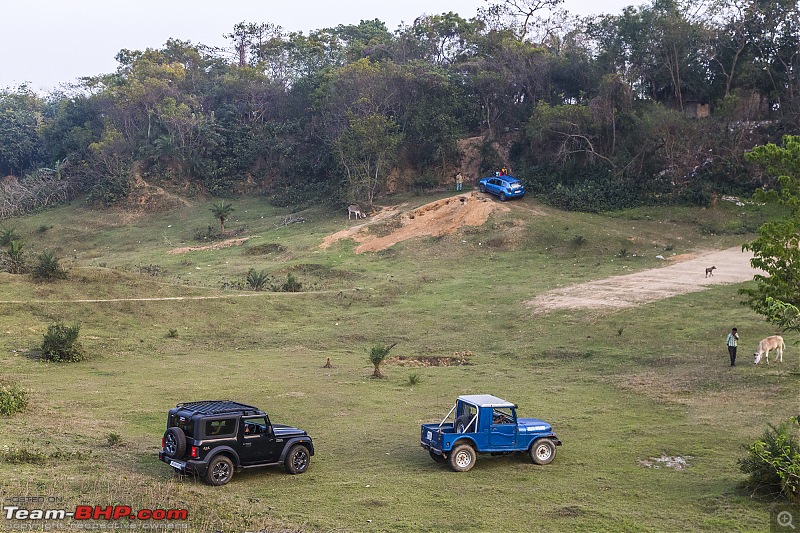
[705,266,716,277]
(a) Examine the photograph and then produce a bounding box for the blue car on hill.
[478,175,525,201]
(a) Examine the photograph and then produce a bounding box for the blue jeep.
[420,394,561,472]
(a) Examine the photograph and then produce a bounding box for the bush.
[739,416,800,502]
[32,249,66,281]
[41,323,85,362]
[277,272,302,292]
[0,384,28,416]
[246,269,269,291]
[0,227,19,246]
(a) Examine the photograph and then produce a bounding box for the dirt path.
[526,247,764,314]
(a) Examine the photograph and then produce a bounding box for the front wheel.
[499,192,507,202]
[449,443,476,472]
[479,184,486,193]
[530,439,556,465]
[205,455,234,486]
[285,445,310,474]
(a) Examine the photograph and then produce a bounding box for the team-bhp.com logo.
[5,505,188,521]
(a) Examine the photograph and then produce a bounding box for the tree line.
[1,0,798,213]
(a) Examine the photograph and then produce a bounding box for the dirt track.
[526,247,764,314]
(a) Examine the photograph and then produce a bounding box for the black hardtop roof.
[174,400,264,416]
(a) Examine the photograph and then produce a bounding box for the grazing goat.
[753,335,785,365]
[705,266,716,277]
[347,204,366,219]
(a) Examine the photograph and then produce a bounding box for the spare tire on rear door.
[454,415,472,433]
[163,427,186,459]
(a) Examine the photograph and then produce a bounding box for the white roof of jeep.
[458,394,514,408]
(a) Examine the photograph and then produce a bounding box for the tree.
[741,135,800,321]
[335,112,403,207]
[368,342,397,378]
[210,201,234,233]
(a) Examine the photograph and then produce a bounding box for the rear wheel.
[285,445,310,474]
[449,443,476,472]
[163,427,186,459]
[530,439,556,465]
[205,455,234,486]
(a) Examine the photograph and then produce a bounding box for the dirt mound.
[321,193,511,253]
[526,247,764,314]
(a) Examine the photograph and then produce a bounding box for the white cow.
[347,204,366,219]
[753,335,785,365]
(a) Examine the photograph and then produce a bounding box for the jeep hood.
[272,423,306,437]
[517,418,553,434]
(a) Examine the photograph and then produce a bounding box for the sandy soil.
[526,247,764,314]
[321,192,513,253]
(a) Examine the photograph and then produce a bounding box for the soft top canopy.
[458,394,514,408]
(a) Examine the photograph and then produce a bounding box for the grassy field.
[0,192,797,532]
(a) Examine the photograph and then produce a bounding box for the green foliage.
[739,416,800,502]
[166,329,178,338]
[279,272,302,292]
[87,174,132,207]
[0,384,27,416]
[5,239,25,274]
[246,268,269,291]
[407,373,421,386]
[105,433,122,447]
[40,323,85,363]
[32,249,66,281]
[741,136,800,320]
[0,226,19,246]
[368,342,397,378]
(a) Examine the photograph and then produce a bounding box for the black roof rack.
[175,400,263,416]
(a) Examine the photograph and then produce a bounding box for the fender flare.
[205,446,240,468]
[278,438,315,462]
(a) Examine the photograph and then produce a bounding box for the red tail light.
[190,446,198,458]
[161,438,165,448]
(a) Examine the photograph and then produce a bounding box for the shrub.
[0,384,28,416]
[0,227,19,246]
[739,416,800,502]
[166,329,178,338]
[246,269,269,291]
[41,323,85,363]
[407,373,421,386]
[278,273,302,292]
[6,239,25,274]
[32,249,66,281]
[106,433,122,447]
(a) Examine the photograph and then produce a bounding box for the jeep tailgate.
[420,423,445,451]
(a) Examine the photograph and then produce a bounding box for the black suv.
[158,400,314,485]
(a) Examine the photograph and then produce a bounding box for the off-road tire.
[163,427,186,459]
[205,455,234,486]
[449,443,476,472]
[479,184,486,193]
[530,439,556,465]
[499,192,507,201]
[284,445,310,474]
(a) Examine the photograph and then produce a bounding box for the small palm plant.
[246,269,269,291]
[210,201,234,234]
[369,342,397,378]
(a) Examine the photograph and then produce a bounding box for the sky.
[0,0,640,92]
